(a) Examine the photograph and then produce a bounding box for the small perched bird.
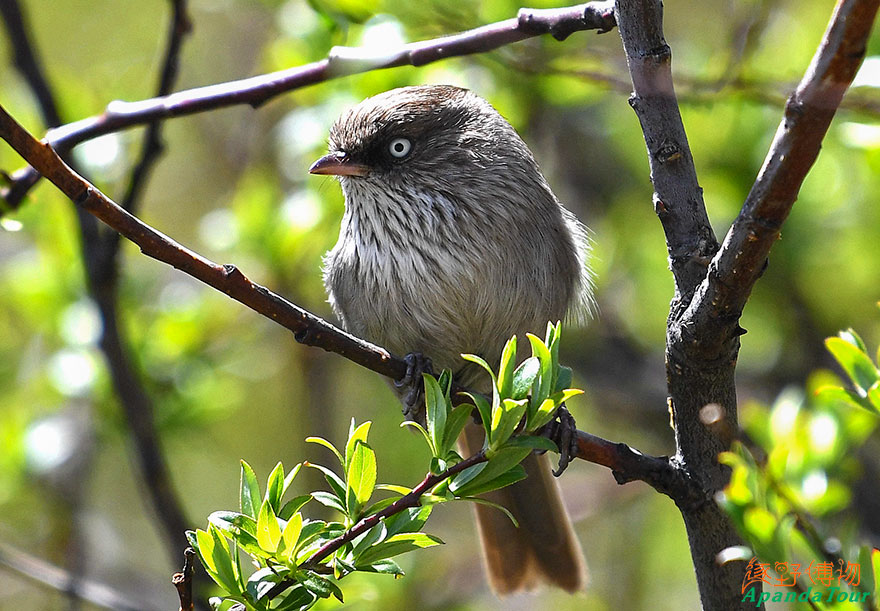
[310,85,592,594]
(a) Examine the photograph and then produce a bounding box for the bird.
[310,84,592,594]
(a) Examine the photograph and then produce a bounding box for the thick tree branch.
[616,0,879,609]
[0,1,616,209]
[692,0,880,333]
[614,0,718,303]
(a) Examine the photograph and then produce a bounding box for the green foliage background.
[0,0,879,609]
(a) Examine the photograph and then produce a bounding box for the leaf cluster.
[188,323,582,610]
[718,325,880,608]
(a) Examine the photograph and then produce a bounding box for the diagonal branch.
[0,540,142,611]
[0,1,616,208]
[615,0,879,609]
[0,102,698,506]
[691,0,880,333]
[2,0,205,595]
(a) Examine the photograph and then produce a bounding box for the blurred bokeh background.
[1,0,879,609]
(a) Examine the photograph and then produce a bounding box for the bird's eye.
[388,137,412,158]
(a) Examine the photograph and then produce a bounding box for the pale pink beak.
[309,151,370,177]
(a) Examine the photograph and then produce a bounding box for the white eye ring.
[388,137,412,158]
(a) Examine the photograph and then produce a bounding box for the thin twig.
[1,0,200,576]
[0,541,142,611]
[693,0,880,329]
[264,450,488,600]
[172,548,196,611]
[0,1,616,208]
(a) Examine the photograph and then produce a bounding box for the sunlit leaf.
[346,440,377,514]
[497,336,517,399]
[825,336,879,396]
[306,436,344,467]
[344,420,371,472]
[266,462,285,513]
[257,499,281,552]
[355,532,443,565]
[424,374,446,456]
[240,460,261,519]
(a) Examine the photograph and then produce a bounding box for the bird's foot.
[536,405,579,476]
[394,352,433,423]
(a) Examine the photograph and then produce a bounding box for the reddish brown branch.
[574,430,702,507]
[695,0,880,327]
[172,548,196,611]
[1,1,615,208]
[0,104,407,381]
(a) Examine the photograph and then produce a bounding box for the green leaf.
[279,495,312,520]
[375,484,411,495]
[383,505,433,537]
[502,435,558,453]
[257,499,281,552]
[497,336,518,399]
[304,463,347,502]
[453,464,527,498]
[280,512,304,563]
[451,446,530,497]
[209,511,257,538]
[355,532,443,565]
[305,436,344,467]
[424,374,447,456]
[840,327,868,353]
[194,528,218,575]
[825,336,879,396]
[527,333,554,409]
[281,463,302,500]
[246,566,287,602]
[359,559,404,575]
[554,365,573,393]
[266,462,285,513]
[297,570,343,601]
[528,389,583,432]
[208,525,240,594]
[511,357,539,400]
[240,460,261,519]
[346,440,377,515]
[868,381,880,413]
[311,491,346,514]
[207,512,264,559]
[344,420,371,472]
[546,321,561,391]
[490,398,528,449]
[463,393,492,443]
[351,523,387,559]
[442,402,473,454]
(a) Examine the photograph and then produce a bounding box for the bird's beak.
[309,151,370,177]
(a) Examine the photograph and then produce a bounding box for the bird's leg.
[536,405,579,476]
[394,352,433,423]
